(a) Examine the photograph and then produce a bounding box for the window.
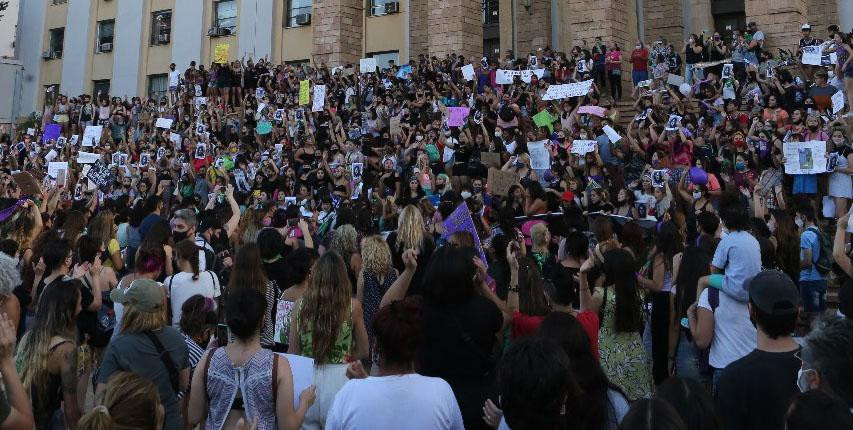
[369,51,399,70]
[151,10,172,45]
[148,74,168,102]
[52,0,67,5]
[92,80,110,96]
[214,0,237,30]
[285,0,312,27]
[483,0,499,25]
[96,20,115,53]
[369,0,399,16]
[483,38,500,62]
[48,28,64,58]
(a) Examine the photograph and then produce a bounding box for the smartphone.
[216,324,229,347]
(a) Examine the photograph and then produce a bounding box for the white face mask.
[494,131,502,138]
[797,368,814,393]
[692,191,702,200]
[795,217,804,229]
[767,219,776,233]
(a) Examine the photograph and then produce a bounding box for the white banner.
[527,140,550,170]
[542,80,594,100]
[312,85,326,112]
[495,69,545,84]
[0,0,19,58]
[570,140,597,155]
[155,117,173,129]
[783,140,828,174]
[461,64,475,81]
[360,58,377,73]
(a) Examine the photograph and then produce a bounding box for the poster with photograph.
[783,141,827,174]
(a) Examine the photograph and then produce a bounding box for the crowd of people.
[0,18,852,430]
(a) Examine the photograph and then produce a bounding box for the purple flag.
[43,124,62,142]
[441,202,488,268]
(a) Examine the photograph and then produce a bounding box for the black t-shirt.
[717,348,801,430]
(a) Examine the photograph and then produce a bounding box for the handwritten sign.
[312,84,326,112]
[155,117,173,129]
[83,125,103,147]
[832,91,845,114]
[299,80,310,105]
[495,69,545,84]
[487,168,520,196]
[783,140,828,174]
[542,80,594,100]
[480,152,501,169]
[461,64,475,81]
[85,160,115,191]
[578,105,606,117]
[527,140,550,170]
[801,46,822,66]
[47,162,68,179]
[532,110,557,131]
[214,43,229,64]
[359,58,377,73]
[446,107,470,127]
[77,151,100,164]
[571,140,598,155]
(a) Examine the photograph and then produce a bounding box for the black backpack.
[806,227,832,275]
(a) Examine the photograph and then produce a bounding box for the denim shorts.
[800,279,827,313]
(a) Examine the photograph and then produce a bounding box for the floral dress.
[596,286,653,401]
[294,301,354,364]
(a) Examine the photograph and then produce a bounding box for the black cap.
[746,270,800,315]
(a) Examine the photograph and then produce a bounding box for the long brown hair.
[77,372,163,430]
[228,243,269,292]
[87,210,115,250]
[297,251,351,364]
[175,239,200,280]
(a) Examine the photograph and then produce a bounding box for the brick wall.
[426,0,482,60]
[565,0,634,97]
[746,0,807,52]
[311,0,364,66]
[643,0,684,46]
[515,0,552,56]
[409,0,429,59]
[806,0,840,38]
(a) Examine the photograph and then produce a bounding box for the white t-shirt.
[169,70,181,88]
[164,271,221,326]
[698,288,757,369]
[325,374,464,430]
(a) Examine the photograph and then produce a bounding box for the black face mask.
[808,125,819,131]
[172,230,189,243]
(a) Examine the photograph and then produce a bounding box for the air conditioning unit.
[295,13,311,26]
[100,42,113,52]
[384,2,399,14]
[207,27,230,37]
[371,5,385,15]
[53,50,62,58]
[42,51,53,59]
[158,33,169,43]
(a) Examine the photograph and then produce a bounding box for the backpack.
[806,227,833,275]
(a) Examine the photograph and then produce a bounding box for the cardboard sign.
[527,140,550,170]
[446,107,470,127]
[542,80,594,100]
[783,140,828,174]
[214,43,229,64]
[571,140,598,155]
[461,64,475,81]
[83,125,103,147]
[360,58,377,73]
[389,116,402,135]
[299,80,310,105]
[487,168,520,196]
[13,172,41,196]
[312,84,326,112]
[155,117,174,129]
[85,160,115,191]
[480,152,502,169]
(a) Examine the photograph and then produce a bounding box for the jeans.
[675,333,702,382]
[609,72,623,100]
[685,63,704,84]
[632,70,648,85]
[800,279,827,313]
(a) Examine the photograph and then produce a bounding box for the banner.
[43,124,61,142]
[542,80,594,100]
[312,84,326,112]
[783,140,828,174]
[299,80,310,105]
[441,202,488,267]
[359,58,377,73]
[446,107,470,127]
[495,69,545,84]
[570,140,597,155]
[527,140,550,170]
[214,43,229,64]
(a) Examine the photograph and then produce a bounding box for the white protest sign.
[155,117,173,129]
[570,140,597,155]
[495,69,545,84]
[542,80,594,100]
[602,125,622,143]
[82,125,102,147]
[783,140,828,174]
[461,64,475,81]
[801,46,822,65]
[77,151,100,164]
[26,128,35,136]
[832,91,845,114]
[69,135,79,146]
[275,353,315,410]
[273,109,284,122]
[45,149,58,162]
[47,162,68,179]
[636,79,652,88]
[169,132,183,148]
[526,140,550,170]
[666,73,685,86]
[359,58,377,73]
[312,85,326,112]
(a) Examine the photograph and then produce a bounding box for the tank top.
[205,348,277,430]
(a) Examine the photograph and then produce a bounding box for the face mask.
[768,219,776,233]
[795,217,804,229]
[460,191,472,199]
[473,185,482,193]
[172,230,189,243]
[692,191,703,200]
[797,368,813,393]
[635,45,641,49]
[494,131,502,138]
[735,162,746,171]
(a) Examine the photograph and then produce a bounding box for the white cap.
[801,23,811,30]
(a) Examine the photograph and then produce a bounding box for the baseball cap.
[801,23,811,30]
[110,279,165,313]
[745,270,800,315]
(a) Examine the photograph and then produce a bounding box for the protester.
[78,372,163,430]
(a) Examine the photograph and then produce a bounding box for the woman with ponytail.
[164,239,221,326]
[79,372,164,430]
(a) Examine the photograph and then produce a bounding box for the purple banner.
[441,202,488,268]
[43,124,61,142]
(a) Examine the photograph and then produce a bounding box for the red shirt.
[510,310,600,361]
[631,49,649,72]
[575,310,600,361]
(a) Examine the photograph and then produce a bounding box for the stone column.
[409,0,429,59]
[515,0,552,56]
[311,0,364,66]
[745,0,806,52]
[643,0,684,45]
[427,0,482,61]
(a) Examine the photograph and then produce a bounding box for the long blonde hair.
[297,251,351,364]
[360,235,392,276]
[77,372,163,430]
[396,205,425,252]
[88,210,116,249]
[330,225,358,267]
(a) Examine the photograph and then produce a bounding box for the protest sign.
[299,80,310,105]
[480,152,502,169]
[77,151,99,164]
[665,114,682,131]
[26,128,35,136]
[832,91,844,114]
[312,85,326,112]
[446,107,470,127]
[461,64,475,81]
[69,135,79,146]
[721,63,734,79]
[195,143,207,159]
[47,162,68,179]
[570,140,597,155]
[783,140,828,174]
[359,58,377,73]
[650,169,668,187]
[155,117,173,129]
[636,79,652,88]
[139,153,151,167]
[666,73,685,86]
[488,168,520,196]
[442,202,488,266]
[82,125,102,147]
[389,116,402,135]
[169,132,183,148]
[602,125,622,143]
[84,160,113,191]
[273,109,285,122]
[43,124,61,142]
[214,43,229,64]
[801,46,821,65]
[542,80,594,100]
[526,140,550,170]
[578,106,606,117]
[495,69,545,84]
[13,172,41,196]
[56,137,67,148]
[532,110,557,132]
[45,149,58,162]
[396,64,412,79]
[351,163,363,182]
[194,97,207,109]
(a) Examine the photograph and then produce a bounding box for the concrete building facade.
[8,0,851,120]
